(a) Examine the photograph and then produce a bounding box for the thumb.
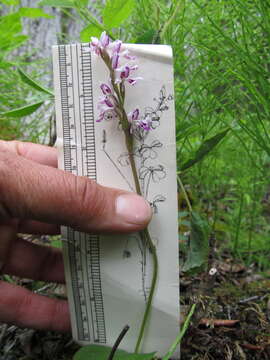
[0,151,152,233]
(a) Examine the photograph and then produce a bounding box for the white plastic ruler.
[53,42,180,357]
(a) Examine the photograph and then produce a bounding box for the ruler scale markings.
[76,44,93,341]
[59,44,84,338]
[80,44,106,344]
[73,43,92,340]
[59,44,89,341]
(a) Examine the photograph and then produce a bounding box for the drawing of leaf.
[138,166,149,180]
[152,165,166,182]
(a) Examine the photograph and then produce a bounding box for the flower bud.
[100,31,110,48]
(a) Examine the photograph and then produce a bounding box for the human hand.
[0,140,152,332]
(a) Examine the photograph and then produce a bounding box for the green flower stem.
[101,50,159,353]
[162,304,196,360]
[124,130,158,354]
[135,228,158,353]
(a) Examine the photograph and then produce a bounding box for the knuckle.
[73,176,107,218]
[9,140,22,155]
[0,140,20,154]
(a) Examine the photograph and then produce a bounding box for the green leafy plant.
[74,345,155,360]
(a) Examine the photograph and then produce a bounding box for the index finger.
[0,140,57,167]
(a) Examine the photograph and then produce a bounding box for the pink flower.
[100,83,112,95]
[115,64,138,83]
[127,77,143,86]
[121,65,130,79]
[128,108,140,123]
[98,96,114,109]
[138,115,152,131]
[111,53,120,69]
[122,49,136,61]
[90,37,101,55]
[90,31,110,55]
[97,109,117,122]
[129,64,138,71]
[104,97,114,108]
[112,40,122,53]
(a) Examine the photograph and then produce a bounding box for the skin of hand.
[0,140,152,332]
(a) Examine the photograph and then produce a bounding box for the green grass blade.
[18,68,54,96]
[1,101,44,117]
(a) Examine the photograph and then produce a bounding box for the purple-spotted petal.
[104,97,114,108]
[132,108,139,120]
[129,64,138,71]
[100,83,112,95]
[128,108,139,123]
[111,53,120,69]
[127,77,141,85]
[112,40,122,53]
[122,50,136,60]
[96,112,104,122]
[121,65,130,79]
[138,115,152,131]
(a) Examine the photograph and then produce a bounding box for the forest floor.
[180,250,270,359]
[1,242,270,360]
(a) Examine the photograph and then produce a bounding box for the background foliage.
[1,0,270,273]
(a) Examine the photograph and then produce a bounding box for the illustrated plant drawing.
[1,0,270,359]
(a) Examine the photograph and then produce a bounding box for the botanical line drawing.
[101,85,173,300]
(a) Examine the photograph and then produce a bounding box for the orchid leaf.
[180,128,230,171]
[103,0,135,29]
[73,345,155,360]
[182,212,209,272]
[73,345,127,360]
[38,0,75,7]
[18,68,54,96]
[80,24,102,42]
[117,354,156,359]
[1,101,44,118]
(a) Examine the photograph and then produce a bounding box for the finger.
[0,225,16,271]
[2,238,65,283]
[0,280,70,332]
[18,220,60,235]
[0,151,152,233]
[0,140,57,167]
[0,219,60,235]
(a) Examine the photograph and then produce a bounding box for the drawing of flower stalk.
[89,32,158,353]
